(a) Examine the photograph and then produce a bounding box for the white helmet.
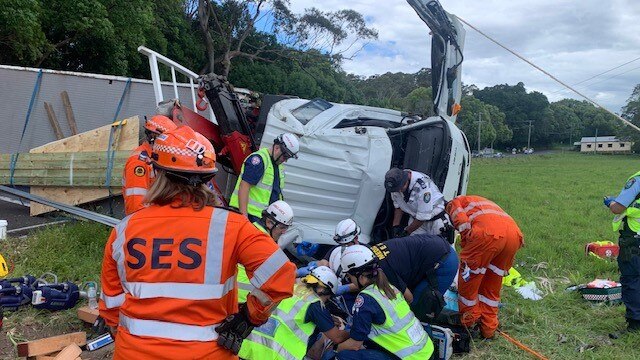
[341,244,376,275]
[263,200,294,226]
[333,218,360,244]
[304,266,339,294]
[276,133,300,159]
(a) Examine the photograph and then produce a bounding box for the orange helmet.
[151,126,217,181]
[145,115,177,134]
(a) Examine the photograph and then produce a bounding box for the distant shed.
[574,136,633,153]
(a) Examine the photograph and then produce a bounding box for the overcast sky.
[289,0,640,112]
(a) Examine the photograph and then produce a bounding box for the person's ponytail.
[375,269,397,300]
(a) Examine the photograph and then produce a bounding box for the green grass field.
[0,151,638,359]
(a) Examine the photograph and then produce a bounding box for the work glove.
[295,261,317,278]
[603,196,615,207]
[391,225,408,238]
[336,284,351,296]
[216,304,257,355]
[296,241,319,257]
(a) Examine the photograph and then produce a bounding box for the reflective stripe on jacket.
[360,285,434,360]
[239,286,319,360]
[122,142,152,215]
[238,220,271,303]
[229,148,285,218]
[98,205,296,358]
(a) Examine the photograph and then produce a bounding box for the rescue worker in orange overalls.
[445,195,523,339]
[99,126,296,359]
[122,115,177,215]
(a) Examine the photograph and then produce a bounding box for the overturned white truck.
[263,1,470,253]
[142,0,470,257]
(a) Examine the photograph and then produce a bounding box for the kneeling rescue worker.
[122,115,177,215]
[239,266,349,359]
[99,126,296,359]
[446,195,523,339]
[336,244,434,360]
[237,200,294,303]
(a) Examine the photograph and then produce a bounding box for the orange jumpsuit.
[446,195,523,338]
[99,205,296,359]
[122,142,153,215]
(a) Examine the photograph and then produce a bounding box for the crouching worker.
[446,195,523,339]
[336,245,434,360]
[238,200,295,303]
[371,234,459,322]
[239,266,349,360]
[98,126,296,359]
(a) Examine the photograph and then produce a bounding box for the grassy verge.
[1,151,638,359]
[467,151,639,359]
[0,222,109,359]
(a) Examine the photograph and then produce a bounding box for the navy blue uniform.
[305,301,336,349]
[241,154,282,222]
[336,293,398,360]
[613,175,640,328]
[372,234,456,294]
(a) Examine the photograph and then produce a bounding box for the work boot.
[609,319,640,339]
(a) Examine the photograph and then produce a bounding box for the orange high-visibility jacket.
[446,195,523,247]
[99,205,296,359]
[122,142,153,215]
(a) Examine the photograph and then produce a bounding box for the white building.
[574,136,633,153]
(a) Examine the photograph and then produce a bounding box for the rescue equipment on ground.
[0,275,36,310]
[31,273,80,311]
[502,267,544,300]
[578,279,622,304]
[585,241,619,259]
[0,253,10,277]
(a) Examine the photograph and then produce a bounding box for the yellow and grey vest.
[360,285,434,360]
[237,221,269,303]
[229,148,285,218]
[613,171,640,234]
[238,288,319,360]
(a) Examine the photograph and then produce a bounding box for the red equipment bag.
[585,241,619,259]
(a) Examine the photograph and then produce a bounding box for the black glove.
[392,225,408,238]
[216,303,257,354]
[441,224,455,244]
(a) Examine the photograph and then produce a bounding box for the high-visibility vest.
[613,171,640,233]
[359,285,434,360]
[238,287,319,360]
[238,221,270,303]
[229,148,284,218]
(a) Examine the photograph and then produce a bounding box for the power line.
[456,16,640,133]
[551,64,640,96]
[548,56,640,95]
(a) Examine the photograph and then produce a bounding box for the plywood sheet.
[30,116,139,216]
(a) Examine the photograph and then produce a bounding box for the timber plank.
[17,332,86,357]
[76,306,99,324]
[53,343,82,360]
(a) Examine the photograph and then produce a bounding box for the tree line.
[2,0,636,149]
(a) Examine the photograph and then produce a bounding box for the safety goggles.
[333,229,358,243]
[274,222,290,230]
[281,147,298,160]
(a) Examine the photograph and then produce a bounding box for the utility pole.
[527,120,532,150]
[594,128,598,154]
[477,113,483,153]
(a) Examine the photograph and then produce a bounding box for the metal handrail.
[137,46,215,121]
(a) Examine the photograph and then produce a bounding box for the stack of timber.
[0,116,140,215]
